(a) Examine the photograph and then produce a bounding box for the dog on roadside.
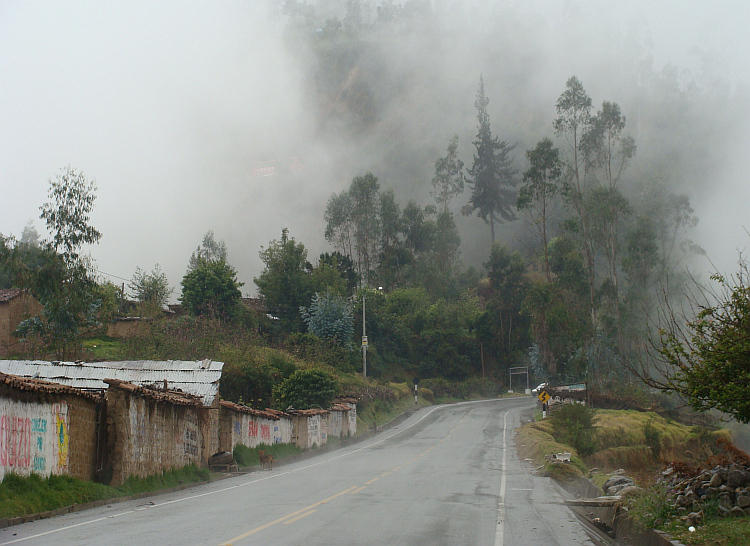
[258,449,274,470]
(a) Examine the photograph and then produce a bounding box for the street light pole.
[362,290,367,378]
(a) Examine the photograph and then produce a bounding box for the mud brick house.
[0,371,103,482]
[0,289,42,356]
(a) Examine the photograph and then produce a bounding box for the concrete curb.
[0,407,423,529]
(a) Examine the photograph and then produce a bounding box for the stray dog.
[258,449,274,470]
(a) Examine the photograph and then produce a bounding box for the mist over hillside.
[1,0,747,294]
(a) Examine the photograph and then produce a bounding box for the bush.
[551,403,597,457]
[272,368,337,410]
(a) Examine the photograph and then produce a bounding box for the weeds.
[0,465,208,519]
[233,443,302,467]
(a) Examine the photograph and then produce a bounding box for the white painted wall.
[0,398,69,480]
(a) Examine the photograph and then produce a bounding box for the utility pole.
[362,290,367,378]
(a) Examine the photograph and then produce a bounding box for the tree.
[40,166,102,264]
[325,173,381,285]
[518,138,563,280]
[641,258,750,423]
[180,259,243,319]
[554,77,598,327]
[316,252,359,295]
[301,291,354,346]
[431,135,465,213]
[350,173,381,284]
[254,228,313,332]
[464,76,518,245]
[272,369,337,410]
[129,264,173,316]
[10,167,104,358]
[188,230,228,272]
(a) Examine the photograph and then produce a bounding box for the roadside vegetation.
[517,401,750,545]
[0,465,209,520]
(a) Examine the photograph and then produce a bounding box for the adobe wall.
[0,293,42,355]
[106,387,203,486]
[0,383,98,482]
[293,414,326,449]
[219,406,292,453]
[327,409,347,438]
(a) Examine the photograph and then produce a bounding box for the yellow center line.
[282,510,317,524]
[381,471,392,477]
[350,486,367,494]
[219,486,357,545]
[365,477,379,484]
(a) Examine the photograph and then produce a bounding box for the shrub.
[551,403,597,457]
[272,368,337,410]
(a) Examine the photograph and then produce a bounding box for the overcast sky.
[1,0,749,299]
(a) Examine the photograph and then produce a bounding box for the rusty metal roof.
[0,359,223,405]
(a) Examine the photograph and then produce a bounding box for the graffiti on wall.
[0,399,69,479]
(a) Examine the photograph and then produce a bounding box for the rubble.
[659,461,750,519]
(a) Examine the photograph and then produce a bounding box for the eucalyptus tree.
[518,138,563,280]
[431,135,465,214]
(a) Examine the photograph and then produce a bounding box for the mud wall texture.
[219,407,292,453]
[0,384,98,482]
[106,387,202,486]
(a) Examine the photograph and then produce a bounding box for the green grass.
[356,391,432,432]
[0,465,209,519]
[661,515,750,545]
[233,443,302,467]
[81,336,125,360]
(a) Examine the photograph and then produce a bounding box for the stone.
[731,506,745,517]
[736,495,750,509]
[726,469,750,489]
[617,485,643,497]
[709,473,723,487]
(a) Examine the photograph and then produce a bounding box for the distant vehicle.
[532,382,548,394]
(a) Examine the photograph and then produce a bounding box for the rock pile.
[603,471,642,496]
[661,462,750,524]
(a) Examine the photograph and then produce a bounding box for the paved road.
[0,397,597,545]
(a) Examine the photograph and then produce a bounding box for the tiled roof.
[220,400,279,419]
[263,408,292,420]
[288,408,329,416]
[0,289,22,303]
[329,403,351,412]
[0,371,103,401]
[104,378,204,406]
[0,359,224,405]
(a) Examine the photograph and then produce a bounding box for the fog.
[1,0,749,298]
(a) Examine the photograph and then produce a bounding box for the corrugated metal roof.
[0,360,223,405]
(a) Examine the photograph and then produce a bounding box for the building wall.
[0,384,98,482]
[0,293,42,355]
[346,402,357,436]
[106,387,203,486]
[327,409,348,438]
[293,414,326,449]
[219,408,291,453]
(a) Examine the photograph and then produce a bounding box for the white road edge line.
[495,409,509,546]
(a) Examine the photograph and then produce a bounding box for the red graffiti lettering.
[248,421,258,438]
[260,424,270,441]
[0,416,32,468]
